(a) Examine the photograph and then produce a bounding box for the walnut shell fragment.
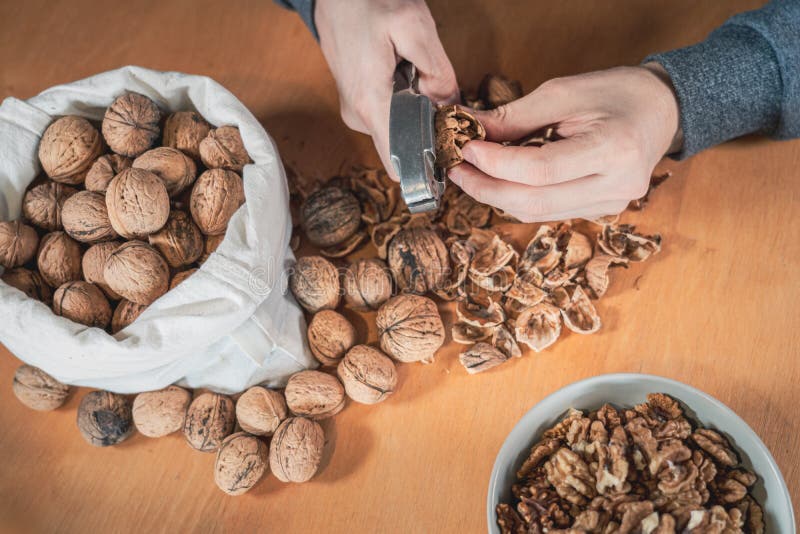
[53,281,112,329]
[459,342,509,374]
[62,191,118,243]
[387,227,449,294]
[492,324,522,359]
[478,74,523,109]
[289,255,340,313]
[85,154,132,193]
[38,116,102,183]
[285,370,346,420]
[515,302,562,352]
[269,417,325,483]
[319,231,367,258]
[111,299,148,334]
[132,385,191,438]
[183,392,236,452]
[307,310,357,366]
[452,322,493,344]
[199,126,252,172]
[22,181,77,231]
[0,221,39,269]
[163,111,211,161]
[235,386,287,436]
[148,210,204,268]
[106,168,171,239]
[82,241,123,300]
[12,365,70,411]
[599,224,662,262]
[1,268,52,303]
[337,345,398,405]
[343,258,393,310]
[37,231,82,287]
[560,285,601,334]
[102,92,161,157]
[376,294,445,363]
[301,186,362,248]
[214,432,269,495]
[190,169,245,235]
[434,105,485,169]
[76,390,133,447]
[133,147,197,198]
[103,241,169,305]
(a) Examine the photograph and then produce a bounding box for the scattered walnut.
[376,294,445,363]
[82,241,123,300]
[22,181,77,231]
[343,258,393,310]
[477,74,523,109]
[269,416,325,483]
[85,154,132,193]
[387,227,449,294]
[1,268,52,303]
[111,299,148,334]
[12,365,70,411]
[307,310,357,366]
[102,93,161,157]
[434,105,485,169]
[76,390,133,447]
[103,241,169,305]
[53,281,112,328]
[459,342,509,374]
[61,190,118,243]
[190,169,245,235]
[37,231,82,287]
[132,385,191,438]
[337,344,397,404]
[285,370,345,419]
[169,268,198,290]
[289,255,340,313]
[163,111,211,160]
[199,126,251,172]
[38,116,102,183]
[0,220,39,268]
[214,432,269,495]
[183,392,235,452]
[106,168,170,239]
[148,210,204,268]
[301,186,362,248]
[235,386,287,436]
[133,147,197,198]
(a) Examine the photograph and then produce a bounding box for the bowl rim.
[486,372,796,533]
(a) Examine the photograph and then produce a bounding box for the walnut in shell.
[183,392,236,452]
[133,147,197,197]
[269,417,325,483]
[22,181,77,231]
[285,370,345,420]
[199,126,251,172]
[82,241,123,300]
[12,365,70,411]
[387,227,449,294]
[163,111,211,160]
[84,154,132,193]
[38,116,102,183]
[343,258,392,310]
[200,233,224,263]
[307,310,357,366]
[337,345,397,404]
[1,268,52,303]
[37,231,82,288]
[235,386,287,436]
[106,168,170,239]
[289,255,340,313]
[189,169,245,235]
[477,74,523,109]
[132,385,191,438]
[53,281,112,329]
[102,93,161,157]
[169,268,198,290]
[376,294,445,363]
[111,299,147,334]
[215,432,269,495]
[61,191,118,243]
[301,186,362,248]
[103,241,169,305]
[148,211,203,268]
[0,220,39,269]
[434,105,485,169]
[76,390,133,447]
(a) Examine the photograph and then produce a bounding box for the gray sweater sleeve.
[275,0,318,39]
[645,0,800,159]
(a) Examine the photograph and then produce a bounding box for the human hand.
[448,65,681,222]
[315,0,459,180]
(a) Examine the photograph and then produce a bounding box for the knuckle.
[537,77,569,99]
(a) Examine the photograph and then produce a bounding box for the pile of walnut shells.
[0,92,249,333]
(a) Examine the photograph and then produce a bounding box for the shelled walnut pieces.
[497,394,765,534]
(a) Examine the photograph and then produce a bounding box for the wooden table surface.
[1,1,797,532]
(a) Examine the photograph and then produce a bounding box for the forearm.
[274,0,318,39]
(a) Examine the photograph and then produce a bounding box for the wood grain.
[1,1,797,533]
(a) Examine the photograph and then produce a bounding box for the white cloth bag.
[0,66,316,394]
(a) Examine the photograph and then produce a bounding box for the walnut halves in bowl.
[102,93,161,157]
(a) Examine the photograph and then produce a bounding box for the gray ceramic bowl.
[487,373,795,533]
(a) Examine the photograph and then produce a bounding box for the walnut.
[111,299,147,334]
[22,181,77,231]
[284,370,345,419]
[444,193,492,236]
[289,255,340,313]
[133,147,197,197]
[103,241,169,305]
[301,186,361,248]
[214,432,269,495]
[169,268,198,290]
[200,233,224,263]
[544,448,597,505]
[189,169,245,235]
[38,116,102,183]
[147,211,203,268]
[61,191,118,244]
[1,268,52,303]
[12,365,70,411]
[337,345,397,404]
[82,241,123,300]
[434,105,485,169]
[106,168,170,239]
[477,74,523,109]
[37,231,83,288]
[85,154,132,193]
[515,302,562,352]
[102,93,161,157]
[517,439,562,479]
[198,126,252,172]
[268,416,325,483]
[183,392,236,452]
[376,294,445,363]
[53,281,112,328]
[132,385,191,437]
[343,258,392,310]
[307,310,357,366]
[235,386,287,436]
[0,220,39,268]
[459,342,509,374]
[76,390,133,447]
[692,429,738,467]
[163,111,211,160]
[387,228,449,294]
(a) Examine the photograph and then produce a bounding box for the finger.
[461,134,607,187]
[363,96,399,182]
[504,200,630,224]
